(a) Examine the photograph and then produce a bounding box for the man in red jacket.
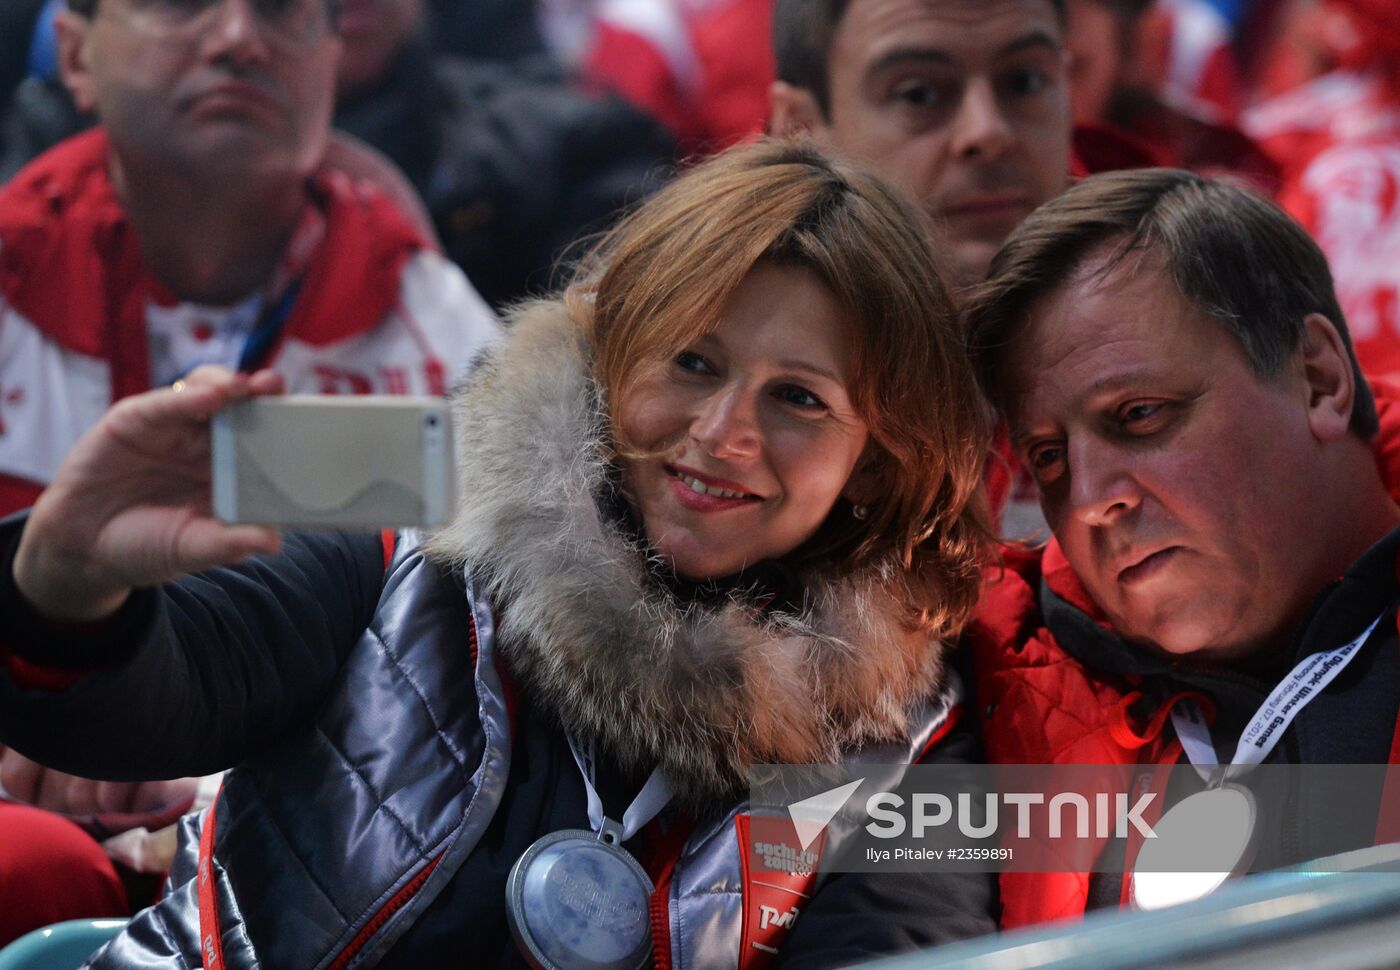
[962,167,1400,926]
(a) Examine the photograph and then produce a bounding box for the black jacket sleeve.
[0,513,386,780]
[772,720,1000,968]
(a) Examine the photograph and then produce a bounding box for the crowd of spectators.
[0,0,1398,965]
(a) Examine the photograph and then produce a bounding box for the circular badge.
[1132,785,1258,911]
[505,829,654,970]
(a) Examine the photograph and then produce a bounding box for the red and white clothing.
[1246,71,1400,375]
[581,0,773,154]
[1145,0,1244,124]
[0,129,500,516]
[1241,0,1400,375]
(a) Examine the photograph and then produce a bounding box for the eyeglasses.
[110,0,330,46]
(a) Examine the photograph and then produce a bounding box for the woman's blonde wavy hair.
[566,138,991,638]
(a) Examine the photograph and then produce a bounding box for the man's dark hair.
[963,167,1379,438]
[772,0,1067,117]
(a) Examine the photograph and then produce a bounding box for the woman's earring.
[852,504,870,521]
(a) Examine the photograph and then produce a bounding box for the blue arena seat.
[0,920,127,970]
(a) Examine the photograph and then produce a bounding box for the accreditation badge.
[1132,784,1258,911]
[505,828,654,970]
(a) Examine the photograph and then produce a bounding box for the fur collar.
[428,300,946,811]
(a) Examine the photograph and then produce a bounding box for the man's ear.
[769,81,829,139]
[1300,312,1356,443]
[55,10,97,114]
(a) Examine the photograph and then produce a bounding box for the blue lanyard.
[166,277,305,384]
[236,277,304,373]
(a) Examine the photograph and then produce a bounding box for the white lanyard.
[567,734,672,844]
[1170,610,1385,783]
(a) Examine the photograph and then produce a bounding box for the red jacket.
[1246,69,1400,375]
[969,375,1400,929]
[0,129,499,515]
[582,0,774,155]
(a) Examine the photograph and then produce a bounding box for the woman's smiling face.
[616,263,871,580]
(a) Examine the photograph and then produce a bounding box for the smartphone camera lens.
[426,415,440,428]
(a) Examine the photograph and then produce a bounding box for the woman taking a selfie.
[0,139,994,969]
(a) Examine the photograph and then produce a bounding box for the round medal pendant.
[505,829,654,970]
[1132,784,1258,911]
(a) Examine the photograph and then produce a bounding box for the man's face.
[59,0,341,182]
[1003,250,1327,664]
[813,0,1072,284]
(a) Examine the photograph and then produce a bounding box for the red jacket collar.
[1070,122,1164,178]
[1042,538,1113,626]
[0,128,428,371]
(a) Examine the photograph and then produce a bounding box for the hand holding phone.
[212,397,455,530]
[14,367,286,624]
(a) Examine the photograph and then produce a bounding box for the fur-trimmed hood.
[428,300,948,811]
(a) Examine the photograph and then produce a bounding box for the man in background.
[2,0,676,308]
[766,0,1087,538]
[768,0,1074,289]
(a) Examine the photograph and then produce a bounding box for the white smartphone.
[211,397,455,530]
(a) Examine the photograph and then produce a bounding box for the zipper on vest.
[642,815,696,970]
[649,877,673,970]
[327,853,444,970]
